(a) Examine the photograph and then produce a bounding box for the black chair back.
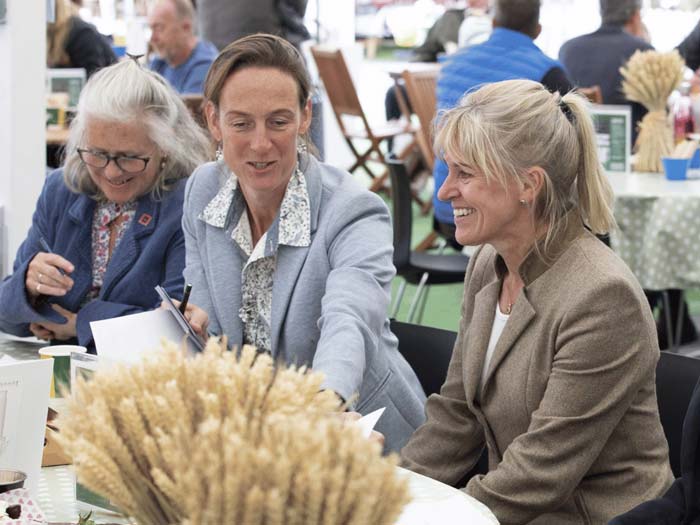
[391,319,489,480]
[390,319,456,397]
[656,351,700,477]
[387,156,413,275]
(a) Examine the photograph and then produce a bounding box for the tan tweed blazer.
[401,216,674,525]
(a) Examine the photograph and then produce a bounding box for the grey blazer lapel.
[270,245,311,357]
[269,154,321,358]
[481,293,536,396]
[464,279,501,406]
[212,226,245,347]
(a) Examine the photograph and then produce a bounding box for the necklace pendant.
[505,303,513,315]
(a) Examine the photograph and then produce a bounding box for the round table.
[35,466,501,525]
[607,171,700,290]
[395,467,499,525]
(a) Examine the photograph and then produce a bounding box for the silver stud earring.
[519,199,529,207]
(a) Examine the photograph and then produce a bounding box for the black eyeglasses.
[77,148,151,173]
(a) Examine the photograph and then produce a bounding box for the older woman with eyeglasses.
[0,59,211,350]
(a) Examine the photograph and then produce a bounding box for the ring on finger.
[36,283,42,293]
[38,272,43,283]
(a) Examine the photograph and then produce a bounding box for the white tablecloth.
[608,171,700,290]
[396,467,499,525]
[35,466,499,525]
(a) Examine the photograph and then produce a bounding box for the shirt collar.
[95,200,137,225]
[199,163,311,249]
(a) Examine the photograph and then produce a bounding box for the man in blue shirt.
[432,0,571,230]
[148,0,217,94]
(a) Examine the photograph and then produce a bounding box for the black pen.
[179,283,192,314]
[39,236,66,276]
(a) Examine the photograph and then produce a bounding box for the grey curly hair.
[63,59,212,200]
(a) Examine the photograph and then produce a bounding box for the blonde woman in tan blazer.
[400,79,674,525]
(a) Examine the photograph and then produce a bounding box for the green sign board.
[591,105,632,173]
[46,68,86,109]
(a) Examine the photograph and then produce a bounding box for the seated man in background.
[411,5,466,63]
[679,19,700,72]
[558,0,652,144]
[458,0,492,49]
[431,0,571,235]
[385,0,492,123]
[148,0,217,94]
[678,20,700,97]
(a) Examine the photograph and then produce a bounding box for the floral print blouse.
[83,200,137,303]
[199,165,311,353]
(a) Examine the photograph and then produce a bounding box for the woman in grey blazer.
[179,34,426,452]
[400,79,673,524]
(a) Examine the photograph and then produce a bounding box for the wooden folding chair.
[401,68,444,251]
[401,68,439,173]
[310,45,416,193]
[578,85,603,104]
[181,94,208,130]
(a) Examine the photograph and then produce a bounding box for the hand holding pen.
[179,283,192,314]
[168,283,209,339]
[26,236,75,298]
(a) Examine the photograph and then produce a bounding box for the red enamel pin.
[138,213,152,226]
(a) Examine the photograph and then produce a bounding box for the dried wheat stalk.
[620,49,685,172]
[55,340,410,525]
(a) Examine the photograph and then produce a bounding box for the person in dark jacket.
[0,60,211,351]
[610,376,700,525]
[679,20,700,72]
[196,0,310,52]
[558,0,652,144]
[47,0,116,77]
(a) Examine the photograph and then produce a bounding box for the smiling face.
[437,154,530,248]
[82,118,162,204]
[207,66,311,207]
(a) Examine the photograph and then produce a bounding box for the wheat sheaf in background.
[620,49,685,173]
[55,340,410,525]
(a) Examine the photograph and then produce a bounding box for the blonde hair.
[46,0,79,67]
[55,340,409,525]
[63,59,212,201]
[434,79,614,258]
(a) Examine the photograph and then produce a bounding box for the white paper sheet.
[356,407,386,438]
[0,359,52,496]
[0,354,18,365]
[0,333,43,344]
[90,309,198,364]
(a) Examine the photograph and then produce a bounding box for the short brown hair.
[493,0,541,39]
[204,33,311,112]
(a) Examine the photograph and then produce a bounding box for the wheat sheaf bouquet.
[620,49,685,172]
[55,340,410,525]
